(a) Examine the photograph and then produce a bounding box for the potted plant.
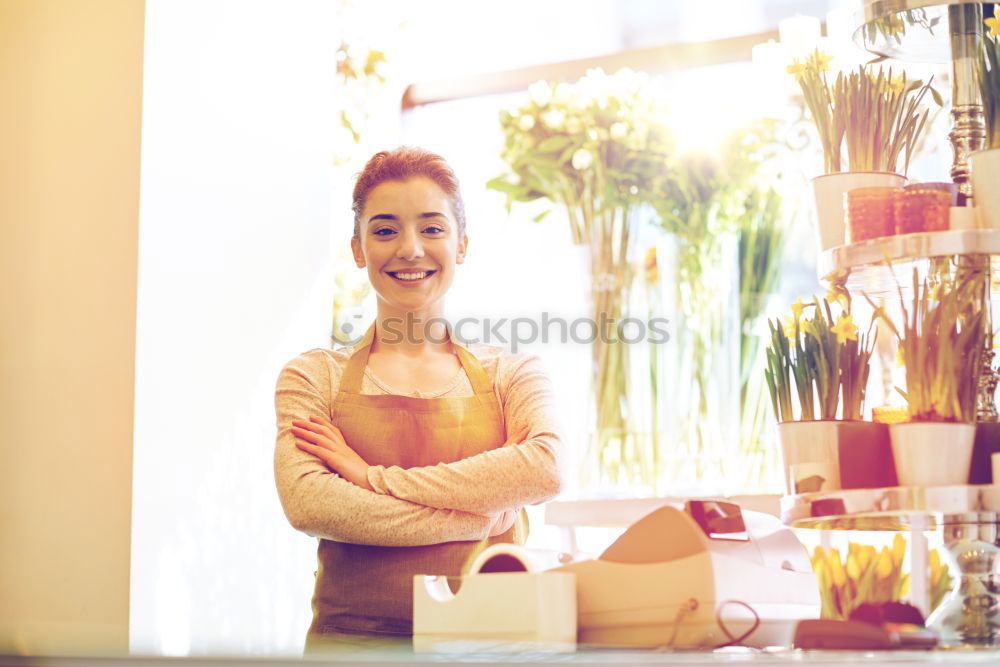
[765,292,888,494]
[789,49,939,251]
[970,8,1000,228]
[865,266,986,486]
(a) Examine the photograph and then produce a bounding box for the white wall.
[132,0,341,655]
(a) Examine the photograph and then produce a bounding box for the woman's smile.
[385,269,437,285]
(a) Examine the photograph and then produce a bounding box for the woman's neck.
[371,305,454,358]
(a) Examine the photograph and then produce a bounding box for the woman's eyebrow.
[368,212,448,223]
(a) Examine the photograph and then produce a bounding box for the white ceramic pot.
[811,171,906,251]
[970,148,1000,229]
[888,422,976,487]
[778,421,841,495]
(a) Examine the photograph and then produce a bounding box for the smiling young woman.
[272,147,566,654]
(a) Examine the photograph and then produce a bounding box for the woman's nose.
[395,230,424,260]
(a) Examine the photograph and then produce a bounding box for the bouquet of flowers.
[489,68,675,241]
[490,68,676,490]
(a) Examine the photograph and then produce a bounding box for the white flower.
[610,122,628,139]
[542,109,565,129]
[570,94,591,111]
[571,148,593,170]
[528,80,552,107]
[586,128,600,142]
[553,82,571,104]
[565,116,582,134]
[518,114,536,131]
[505,172,521,185]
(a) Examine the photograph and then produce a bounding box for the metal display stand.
[779,1,1000,648]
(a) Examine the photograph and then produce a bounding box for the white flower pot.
[888,422,976,487]
[811,171,906,251]
[778,421,840,495]
[970,148,1000,229]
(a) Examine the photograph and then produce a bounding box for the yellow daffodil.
[790,296,808,319]
[831,313,859,345]
[888,72,906,94]
[986,8,1000,39]
[891,533,906,567]
[781,314,798,339]
[786,59,806,77]
[825,286,850,309]
[828,550,846,588]
[876,546,894,578]
[858,545,875,571]
[810,50,833,73]
[929,549,941,586]
[846,553,861,580]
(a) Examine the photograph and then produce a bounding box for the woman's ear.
[351,237,365,268]
[456,234,469,264]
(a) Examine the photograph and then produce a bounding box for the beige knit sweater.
[273,342,565,547]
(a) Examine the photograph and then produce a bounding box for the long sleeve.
[366,352,565,514]
[273,349,500,547]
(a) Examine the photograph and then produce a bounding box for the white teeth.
[393,271,429,280]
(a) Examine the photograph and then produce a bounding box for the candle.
[847,186,901,242]
[779,14,822,59]
[825,8,855,44]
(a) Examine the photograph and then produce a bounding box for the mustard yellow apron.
[305,321,525,644]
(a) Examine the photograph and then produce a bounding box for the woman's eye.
[424,226,444,234]
[373,228,396,236]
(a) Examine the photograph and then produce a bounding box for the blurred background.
[1,0,961,658]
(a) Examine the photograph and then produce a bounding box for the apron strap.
[341,320,495,396]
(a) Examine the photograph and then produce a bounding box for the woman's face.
[351,176,467,316]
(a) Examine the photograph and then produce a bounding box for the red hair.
[351,147,467,240]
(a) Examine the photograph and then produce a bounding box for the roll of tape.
[468,543,536,574]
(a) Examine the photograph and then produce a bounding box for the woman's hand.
[504,423,530,446]
[291,415,373,491]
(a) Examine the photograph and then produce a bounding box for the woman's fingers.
[291,416,344,446]
[290,425,322,445]
[295,441,335,467]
